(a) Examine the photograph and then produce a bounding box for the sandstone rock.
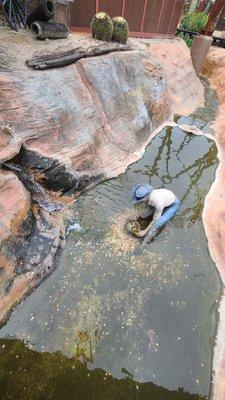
[0,50,170,189]
[0,271,35,325]
[0,167,66,324]
[0,170,30,245]
[149,38,205,116]
[0,170,31,322]
[0,125,22,164]
[202,47,225,400]
[0,34,204,188]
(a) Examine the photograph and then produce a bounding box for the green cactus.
[91,12,113,42]
[112,16,129,44]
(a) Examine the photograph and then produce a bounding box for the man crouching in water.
[132,184,180,239]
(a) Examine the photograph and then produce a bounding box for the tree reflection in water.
[146,126,217,228]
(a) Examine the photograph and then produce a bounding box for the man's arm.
[134,207,163,238]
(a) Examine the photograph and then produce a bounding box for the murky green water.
[0,126,221,400]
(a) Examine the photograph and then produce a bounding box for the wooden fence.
[70,0,185,37]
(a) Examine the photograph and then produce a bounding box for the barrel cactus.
[112,16,129,44]
[91,12,113,42]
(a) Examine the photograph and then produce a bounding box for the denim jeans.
[155,198,180,229]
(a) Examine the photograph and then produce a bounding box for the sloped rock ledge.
[0,30,204,325]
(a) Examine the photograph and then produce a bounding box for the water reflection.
[150,126,217,227]
[0,128,220,398]
[0,338,206,400]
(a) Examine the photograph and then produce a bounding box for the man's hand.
[133,207,163,238]
[133,221,154,238]
[133,229,147,238]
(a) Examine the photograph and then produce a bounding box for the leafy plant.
[180,12,208,32]
[177,31,194,47]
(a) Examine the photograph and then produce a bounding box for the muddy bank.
[202,47,225,400]
[0,28,204,324]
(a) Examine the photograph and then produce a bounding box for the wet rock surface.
[0,29,204,323]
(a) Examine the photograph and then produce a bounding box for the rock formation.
[202,47,225,400]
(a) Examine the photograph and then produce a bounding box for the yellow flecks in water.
[74,243,95,267]
[130,252,158,275]
[83,250,94,265]
[147,329,159,352]
[103,209,139,254]
[131,250,184,287]
[101,210,184,286]
[125,308,137,328]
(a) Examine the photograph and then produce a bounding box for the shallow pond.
[0,126,221,400]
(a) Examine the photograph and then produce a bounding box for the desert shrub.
[177,31,194,47]
[180,12,208,32]
[178,11,208,48]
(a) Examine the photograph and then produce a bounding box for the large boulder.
[0,46,170,192]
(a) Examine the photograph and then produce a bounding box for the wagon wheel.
[0,0,26,31]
